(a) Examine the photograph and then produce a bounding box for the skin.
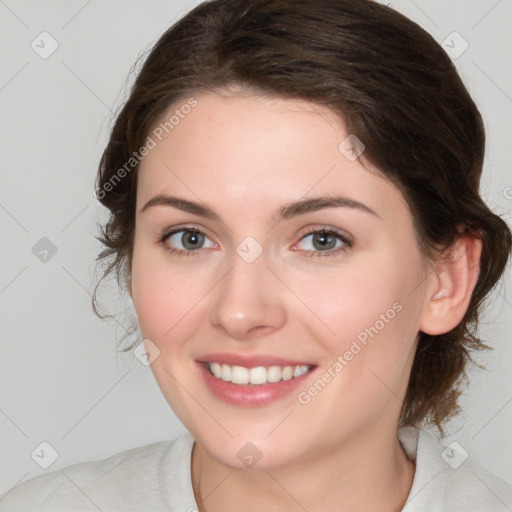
[129,89,481,512]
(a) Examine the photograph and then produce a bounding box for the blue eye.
[160,228,215,256]
[294,228,352,258]
[159,226,352,258]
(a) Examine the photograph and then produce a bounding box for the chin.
[196,431,307,471]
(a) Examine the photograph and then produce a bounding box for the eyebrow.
[140,194,380,220]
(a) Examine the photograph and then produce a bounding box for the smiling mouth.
[203,361,315,386]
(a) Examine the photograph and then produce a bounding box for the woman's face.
[130,91,433,469]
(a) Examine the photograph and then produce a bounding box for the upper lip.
[197,352,316,368]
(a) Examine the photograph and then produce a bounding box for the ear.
[419,236,482,335]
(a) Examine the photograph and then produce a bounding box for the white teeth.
[282,366,293,380]
[210,362,222,378]
[249,366,267,385]
[221,364,231,381]
[231,365,249,384]
[267,365,282,383]
[293,365,308,378]
[207,362,312,385]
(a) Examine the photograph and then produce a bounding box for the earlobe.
[419,236,482,335]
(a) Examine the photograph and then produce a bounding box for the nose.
[208,252,287,341]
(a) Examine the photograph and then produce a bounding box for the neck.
[191,425,415,512]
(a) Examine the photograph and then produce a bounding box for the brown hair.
[94,0,511,433]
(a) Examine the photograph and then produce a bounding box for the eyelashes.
[158,225,353,259]
[294,227,352,257]
[158,227,215,258]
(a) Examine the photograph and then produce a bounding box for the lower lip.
[196,362,316,408]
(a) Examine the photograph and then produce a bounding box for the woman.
[2,0,511,510]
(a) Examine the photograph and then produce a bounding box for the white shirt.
[1,427,511,511]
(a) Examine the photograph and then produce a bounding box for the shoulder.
[0,432,196,512]
[399,426,512,511]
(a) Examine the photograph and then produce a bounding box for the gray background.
[1,0,511,496]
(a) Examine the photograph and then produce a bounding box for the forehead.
[137,92,409,222]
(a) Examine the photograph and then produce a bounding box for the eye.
[158,226,352,258]
[293,227,352,258]
[159,227,216,256]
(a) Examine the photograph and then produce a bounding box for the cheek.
[288,248,425,401]
[130,241,208,340]
[288,261,423,431]
[295,254,421,345]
